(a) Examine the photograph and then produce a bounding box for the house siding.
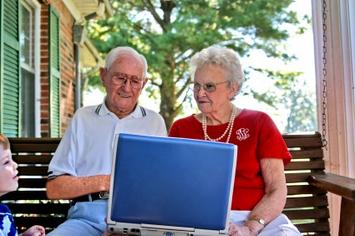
[40,0,75,137]
[1,0,103,137]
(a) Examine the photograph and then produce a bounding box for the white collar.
[95,98,145,119]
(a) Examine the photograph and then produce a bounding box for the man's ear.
[142,78,148,89]
[99,68,107,83]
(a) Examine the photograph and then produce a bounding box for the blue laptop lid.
[109,133,236,231]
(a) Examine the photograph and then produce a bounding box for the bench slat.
[285,195,328,208]
[11,144,58,153]
[285,160,325,170]
[13,155,53,164]
[8,203,69,214]
[9,138,60,153]
[283,133,323,148]
[284,208,329,219]
[287,185,327,195]
[17,166,48,176]
[289,149,323,159]
[2,191,47,200]
[18,178,47,188]
[295,221,330,233]
[286,172,315,183]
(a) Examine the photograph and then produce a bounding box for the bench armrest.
[308,172,355,201]
[309,172,355,235]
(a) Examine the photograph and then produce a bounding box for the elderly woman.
[169,46,301,236]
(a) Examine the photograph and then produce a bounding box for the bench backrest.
[282,132,330,235]
[4,133,330,234]
[3,138,65,231]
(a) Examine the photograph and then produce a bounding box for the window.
[20,1,35,137]
[18,0,41,137]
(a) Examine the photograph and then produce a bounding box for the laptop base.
[107,226,229,236]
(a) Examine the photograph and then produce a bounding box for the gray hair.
[105,46,148,78]
[190,46,244,89]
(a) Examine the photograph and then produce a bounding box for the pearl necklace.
[202,106,237,143]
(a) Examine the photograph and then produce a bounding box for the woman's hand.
[228,222,258,236]
[21,225,45,236]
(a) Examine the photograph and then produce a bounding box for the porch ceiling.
[72,0,102,17]
[62,0,111,70]
[80,38,105,69]
[64,0,113,22]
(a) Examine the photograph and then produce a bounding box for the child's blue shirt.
[0,204,17,236]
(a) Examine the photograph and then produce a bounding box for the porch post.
[312,0,355,234]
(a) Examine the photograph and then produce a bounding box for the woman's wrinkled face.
[0,145,18,196]
[101,55,147,118]
[193,64,236,115]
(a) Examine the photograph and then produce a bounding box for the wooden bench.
[3,133,355,235]
[3,138,65,231]
[282,133,355,236]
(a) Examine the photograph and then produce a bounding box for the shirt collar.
[95,97,144,119]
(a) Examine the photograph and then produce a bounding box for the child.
[0,134,45,236]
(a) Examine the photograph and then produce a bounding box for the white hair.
[105,46,148,78]
[190,46,244,89]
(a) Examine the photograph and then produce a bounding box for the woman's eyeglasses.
[111,72,144,89]
[193,80,230,93]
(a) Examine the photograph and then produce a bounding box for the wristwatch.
[248,217,265,226]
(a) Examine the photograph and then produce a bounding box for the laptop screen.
[107,133,237,235]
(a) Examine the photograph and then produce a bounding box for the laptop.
[107,133,237,236]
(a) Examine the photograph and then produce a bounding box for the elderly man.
[46,47,167,236]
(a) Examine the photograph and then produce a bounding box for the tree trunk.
[159,76,177,130]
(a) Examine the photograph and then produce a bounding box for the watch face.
[249,217,265,226]
[258,218,265,225]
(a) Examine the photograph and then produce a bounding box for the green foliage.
[87,0,310,129]
[284,81,316,132]
[85,73,103,91]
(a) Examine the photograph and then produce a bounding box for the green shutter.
[49,6,60,137]
[0,0,20,137]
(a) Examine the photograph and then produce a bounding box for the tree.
[253,69,316,132]
[87,0,304,128]
[284,81,316,132]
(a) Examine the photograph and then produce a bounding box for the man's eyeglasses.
[111,72,144,89]
[193,80,230,93]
